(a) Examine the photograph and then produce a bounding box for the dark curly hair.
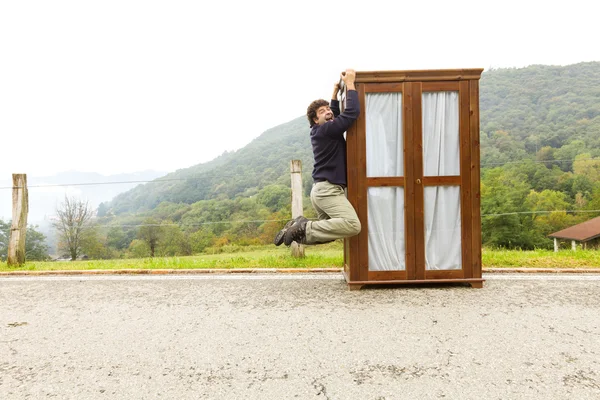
[306,99,330,128]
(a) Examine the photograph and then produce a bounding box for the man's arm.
[315,70,359,137]
[331,83,341,117]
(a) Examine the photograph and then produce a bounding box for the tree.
[573,153,600,182]
[1,219,50,262]
[0,219,10,262]
[97,202,109,217]
[80,226,118,259]
[25,225,50,261]
[53,196,94,261]
[481,167,534,248]
[137,218,164,257]
[583,185,600,219]
[525,189,575,248]
[535,146,555,165]
[256,185,291,212]
[189,228,216,253]
[128,239,150,258]
[554,140,587,172]
[106,226,133,251]
[156,224,191,256]
[572,175,594,199]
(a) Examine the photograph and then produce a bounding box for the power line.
[5,210,599,231]
[481,157,596,167]
[1,217,296,229]
[2,156,597,190]
[481,209,600,217]
[0,178,187,190]
[101,219,292,228]
[37,210,599,230]
[0,172,316,190]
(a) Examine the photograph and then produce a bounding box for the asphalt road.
[1,273,599,399]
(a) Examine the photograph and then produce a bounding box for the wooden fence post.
[7,174,28,266]
[290,160,305,258]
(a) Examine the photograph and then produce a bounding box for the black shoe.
[273,219,296,246]
[274,216,308,246]
[283,218,308,246]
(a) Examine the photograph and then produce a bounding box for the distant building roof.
[548,216,600,242]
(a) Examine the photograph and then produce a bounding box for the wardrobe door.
[414,82,471,280]
[361,84,411,280]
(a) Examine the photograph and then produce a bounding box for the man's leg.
[310,183,330,221]
[305,181,360,244]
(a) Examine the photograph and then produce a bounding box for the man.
[274,69,361,246]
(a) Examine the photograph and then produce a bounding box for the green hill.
[105,116,314,214]
[107,61,600,216]
[479,62,600,167]
[94,62,600,254]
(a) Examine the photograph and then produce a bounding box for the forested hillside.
[480,62,600,164]
[478,62,600,248]
[104,116,313,214]
[87,62,600,258]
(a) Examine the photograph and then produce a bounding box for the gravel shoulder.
[1,273,599,399]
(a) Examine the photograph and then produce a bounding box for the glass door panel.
[368,187,405,271]
[422,92,459,176]
[424,186,461,270]
[422,91,462,270]
[366,93,403,177]
[365,91,405,271]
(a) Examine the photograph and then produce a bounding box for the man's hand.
[341,69,356,91]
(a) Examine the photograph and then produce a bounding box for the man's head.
[307,99,334,128]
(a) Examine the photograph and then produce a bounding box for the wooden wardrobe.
[341,69,484,290]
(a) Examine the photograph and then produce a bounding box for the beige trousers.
[305,181,361,244]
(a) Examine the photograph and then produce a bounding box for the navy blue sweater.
[310,90,360,186]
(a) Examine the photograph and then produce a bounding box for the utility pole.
[290,160,305,258]
[7,174,28,266]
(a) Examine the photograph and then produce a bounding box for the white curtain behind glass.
[366,93,403,177]
[366,93,405,271]
[422,92,461,270]
[368,188,405,271]
[424,186,461,270]
[422,92,459,176]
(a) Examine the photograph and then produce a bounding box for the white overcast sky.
[1,0,598,177]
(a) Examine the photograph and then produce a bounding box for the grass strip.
[2,245,599,272]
